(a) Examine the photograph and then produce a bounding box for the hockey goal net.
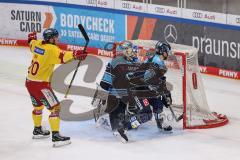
[127,40,228,129]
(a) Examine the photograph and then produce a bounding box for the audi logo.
[122,2,131,9]
[155,7,165,13]
[192,12,203,18]
[98,0,107,6]
[86,0,96,4]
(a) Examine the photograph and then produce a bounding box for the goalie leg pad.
[109,101,126,130]
[96,114,112,130]
[105,95,120,113]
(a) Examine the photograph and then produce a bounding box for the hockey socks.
[32,113,42,127]
[48,115,60,132]
[32,105,44,127]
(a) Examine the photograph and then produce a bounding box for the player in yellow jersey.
[25,28,87,147]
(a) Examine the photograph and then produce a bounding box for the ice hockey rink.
[0,45,240,160]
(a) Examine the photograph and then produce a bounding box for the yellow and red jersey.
[27,39,74,82]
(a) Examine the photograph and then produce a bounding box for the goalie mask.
[155,41,171,60]
[120,41,138,62]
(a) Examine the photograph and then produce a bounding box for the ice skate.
[52,132,71,147]
[156,118,172,132]
[113,128,128,143]
[32,126,50,139]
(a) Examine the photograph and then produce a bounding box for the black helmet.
[43,28,59,41]
[155,41,171,55]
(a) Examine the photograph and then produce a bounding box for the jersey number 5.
[29,60,40,76]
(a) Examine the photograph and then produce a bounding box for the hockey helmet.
[43,28,59,41]
[155,41,171,60]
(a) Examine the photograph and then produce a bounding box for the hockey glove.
[28,32,37,44]
[73,50,88,61]
[148,85,160,93]
[162,91,172,108]
[144,69,156,82]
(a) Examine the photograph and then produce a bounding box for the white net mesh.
[129,40,228,129]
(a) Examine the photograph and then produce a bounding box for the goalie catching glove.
[73,50,88,61]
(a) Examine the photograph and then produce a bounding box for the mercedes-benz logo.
[164,24,177,43]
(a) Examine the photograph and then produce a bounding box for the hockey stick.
[65,24,90,98]
[169,105,183,122]
[92,84,100,122]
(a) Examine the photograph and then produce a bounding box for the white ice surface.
[0,46,240,160]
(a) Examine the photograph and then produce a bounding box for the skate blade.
[159,129,173,134]
[32,135,50,139]
[113,132,128,144]
[52,140,71,148]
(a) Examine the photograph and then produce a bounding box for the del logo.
[10,9,53,32]
[143,99,149,106]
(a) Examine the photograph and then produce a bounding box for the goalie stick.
[65,24,90,98]
[92,84,101,122]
